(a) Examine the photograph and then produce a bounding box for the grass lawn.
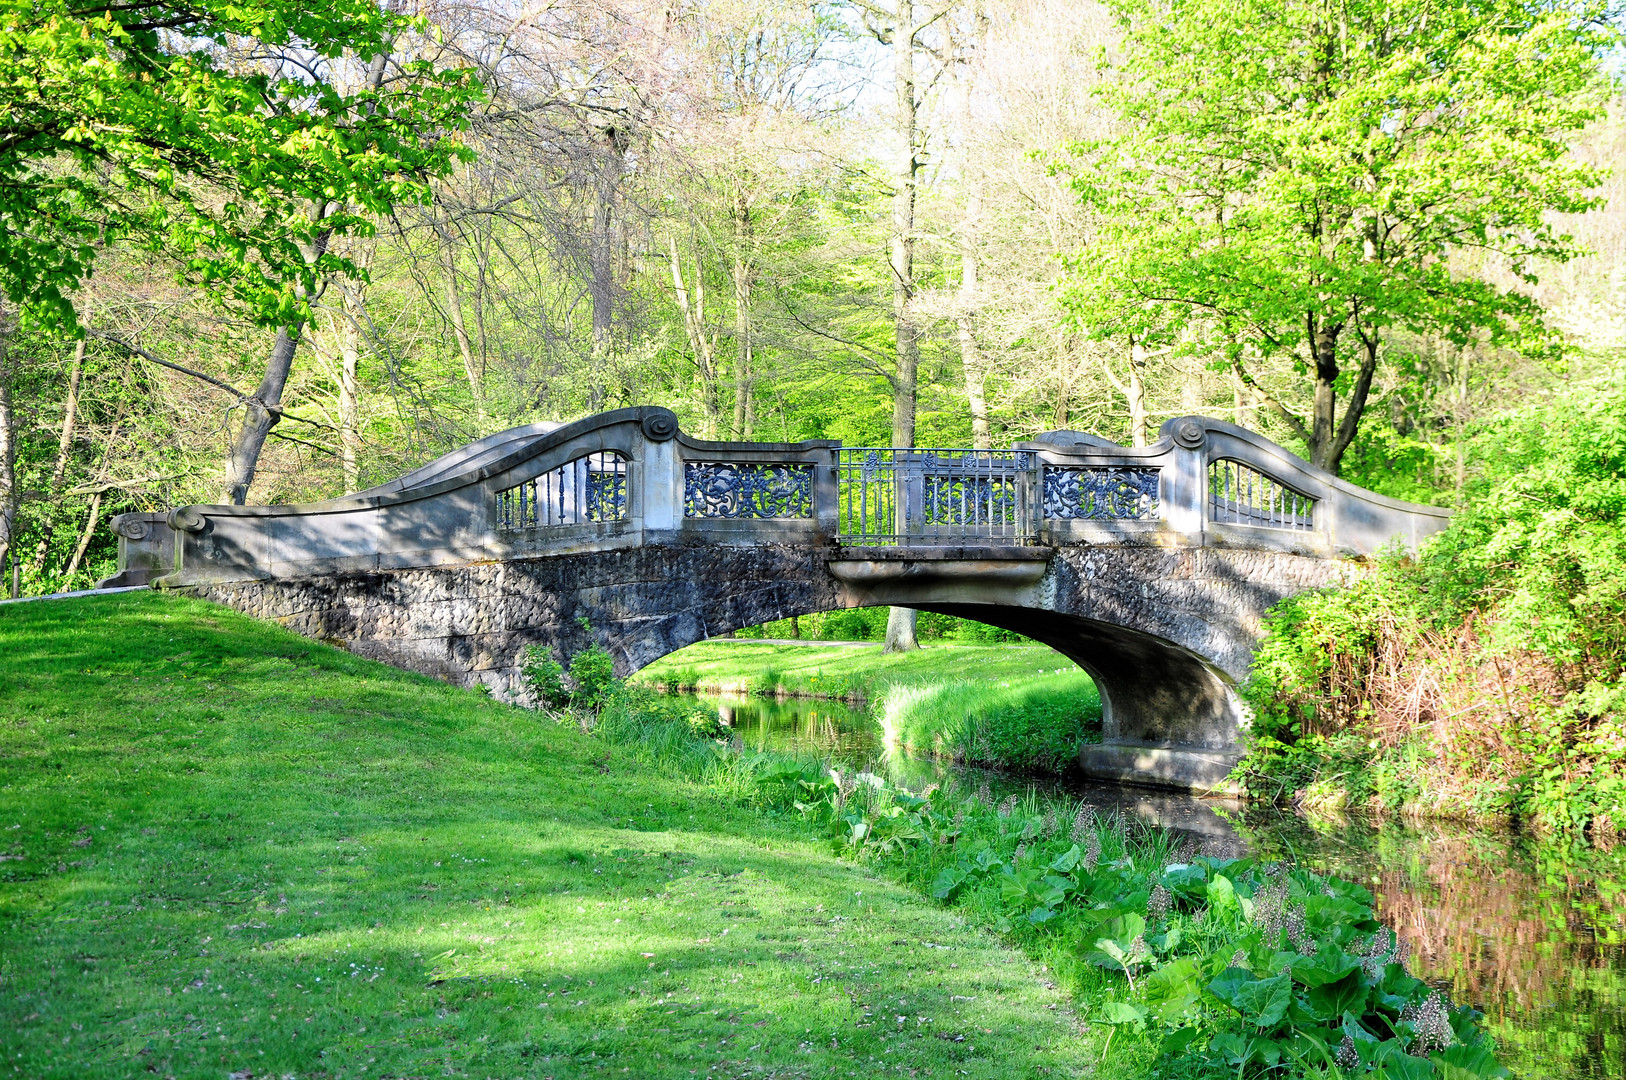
[0,593,1097,1080]
[632,641,1084,703]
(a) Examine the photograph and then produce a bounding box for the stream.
[692,690,1626,1078]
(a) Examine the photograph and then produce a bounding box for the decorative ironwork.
[837,448,1035,544]
[684,462,813,519]
[496,452,628,529]
[1043,466,1160,520]
[1208,459,1314,530]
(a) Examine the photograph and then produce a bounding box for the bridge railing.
[106,407,1453,589]
[835,448,1037,545]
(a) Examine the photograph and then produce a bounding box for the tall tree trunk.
[958,191,990,450]
[338,289,363,492]
[1128,338,1150,447]
[956,3,991,452]
[591,127,627,348]
[436,214,484,420]
[731,191,754,440]
[0,304,17,584]
[63,489,103,585]
[1453,342,1470,495]
[884,0,922,656]
[669,237,722,438]
[1306,311,1342,471]
[223,225,333,505]
[29,337,86,572]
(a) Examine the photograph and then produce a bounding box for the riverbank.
[1235,367,1626,838]
[632,639,1083,702]
[586,687,1514,1079]
[633,641,1103,774]
[0,593,1098,1079]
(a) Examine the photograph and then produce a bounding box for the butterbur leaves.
[1048,844,1083,873]
[1142,956,1201,1022]
[1301,969,1370,1020]
[1095,1001,1149,1029]
[1231,974,1294,1029]
[1288,945,1361,988]
[1432,1044,1512,1079]
[930,866,968,900]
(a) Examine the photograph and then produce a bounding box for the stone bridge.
[106,408,1448,790]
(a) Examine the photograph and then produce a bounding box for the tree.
[0,0,481,504]
[1064,0,1614,473]
[851,0,963,652]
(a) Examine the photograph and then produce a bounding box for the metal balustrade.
[683,462,814,519]
[837,448,1036,545]
[1208,458,1315,531]
[1042,466,1161,520]
[495,452,628,529]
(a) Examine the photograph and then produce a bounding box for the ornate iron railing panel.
[1208,459,1314,530]
[683,462,814,519]
[496,452,628,529]
[1042,466,1161,521]
[837,448,1035,544]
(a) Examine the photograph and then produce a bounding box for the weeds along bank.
[1236,366,1626,838]
[630,641,1104,775]
[573,686,1512,1079]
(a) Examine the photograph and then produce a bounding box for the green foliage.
[521,645,570,709]
[1237,366,1626,833]
[567,642,617,712]
[732,610,1029,644]
[0,1,482,330]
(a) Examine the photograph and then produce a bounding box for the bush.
[568,643,617,712]
[521,646,569,710]
[1237,365,1626,834]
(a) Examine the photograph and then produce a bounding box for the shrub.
[1237,365,1626,834]
[521,646,569,710]
[568,643,617,712]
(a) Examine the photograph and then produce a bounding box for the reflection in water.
[691,691,1626,1077]
[710,693,879,762]
[1238,814,1626,1080]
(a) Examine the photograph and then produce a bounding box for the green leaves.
[1061,0,1616,471]
[0,1,482,329]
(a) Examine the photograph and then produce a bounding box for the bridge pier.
[108,406,1448,793]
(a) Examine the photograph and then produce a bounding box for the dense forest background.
[1,0,1623,595]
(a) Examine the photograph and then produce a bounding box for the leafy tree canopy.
[0,0,482,330]
[1063,0,1617,472]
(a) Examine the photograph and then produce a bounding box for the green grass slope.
[633,640,1085,703]
[0,593,1094,1080]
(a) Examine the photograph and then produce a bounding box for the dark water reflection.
[692,691,1626,1079]
[1237,813,1626,1079]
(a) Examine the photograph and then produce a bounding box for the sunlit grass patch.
[0,592,1100,1079]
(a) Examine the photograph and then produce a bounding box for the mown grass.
[632,640,1082,703]
[0,593,1102,1080]
[878,676,1104,774]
